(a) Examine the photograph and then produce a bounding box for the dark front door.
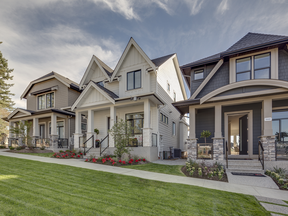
[239,115,248,155]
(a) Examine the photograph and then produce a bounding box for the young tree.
[200,130,211,144]
[0,42,15,110]
[109,119,133,159]
[9,121,32,149]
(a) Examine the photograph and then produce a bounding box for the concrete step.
[228,160,261,166]
[228,165,263,170]
[227,168,264,174]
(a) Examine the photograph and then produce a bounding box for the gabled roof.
[110,37,157,80]
[181,32,288,69]
[92,81,119,99]
[7,108,34,120]
[21,71,80,99]
[79,55,113,89]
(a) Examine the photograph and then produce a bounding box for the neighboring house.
[173,32,288,162]
[4,72,82,149]
[72,37,188,161]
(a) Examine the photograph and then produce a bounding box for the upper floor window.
[127,70,141,90]
[236,57,251,82]
[254,53,270,79]
[160,113,168,124]
[194,69,204,80]
[167,83,170,92]
[38,92,54,110]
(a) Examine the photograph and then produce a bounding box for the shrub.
[16,146,22,150]
[273,166,287,178]
[9,146,14,150]
[198,168,202,177]
[40,146,45,150]
[0,145,5,149]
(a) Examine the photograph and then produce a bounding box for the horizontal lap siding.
[278,50,288,81]
[195,108,215,143]
[222,103,262,155]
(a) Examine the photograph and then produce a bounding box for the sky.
[1,0,288,109]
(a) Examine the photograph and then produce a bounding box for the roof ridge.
[94,55,113,73]
[52,71,79,86]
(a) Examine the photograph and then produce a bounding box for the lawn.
[123,163,185,176]
[0,156,268,216]
[17,152,55,157]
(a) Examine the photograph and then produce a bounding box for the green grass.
[123,163,185,176]
[17,152,55,157]
[0,156,268,216]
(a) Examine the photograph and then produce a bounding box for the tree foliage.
[9,121,32,148]
[200,130,211,143]
[0,42,15,110]
[109,119,133,159]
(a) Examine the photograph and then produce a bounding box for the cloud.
[183,0,205,15]
[217,0,229,15]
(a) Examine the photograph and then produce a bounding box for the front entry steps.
[226,160,264,174]
[84,148,101,158]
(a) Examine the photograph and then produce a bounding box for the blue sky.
[1,0,288,108]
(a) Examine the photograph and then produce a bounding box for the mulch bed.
[86,158,148,167]
[267,176,288,191]
[5,149,54,153]
[181,166,228,182]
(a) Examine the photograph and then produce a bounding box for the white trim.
[172,55,188,100]
[71,81,115,110]
[48,119,66,138]
[21,74,70,99]
[190,59,223,99]
[79,55,111,89]
[110,38,157,81]
[36,91,55,111]
[8,108,32,120]
[38,122,46,138]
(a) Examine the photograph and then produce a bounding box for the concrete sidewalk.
[0,150,287,201]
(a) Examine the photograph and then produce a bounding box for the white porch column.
[261,98,275,161]
[213,105,224,160]
[143,99,151,147]
[18,120,25,146]
[74,111,83,149]
[33,118,39,137]
[51,113,58,149]
[186,106,198,161]
[8,121,13,146]
[86,109,94,148]
[109,106,116,147]
[13,122,17,138]
[189,106,196,139]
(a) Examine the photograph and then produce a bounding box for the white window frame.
[172,122,176,136]
[37,91,55,110]
[194,69,204,80]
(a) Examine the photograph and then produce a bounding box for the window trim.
[160,113,168,125]
[48,120,65,138]
[194,69,204,80]
[173,91,176,102]
[172,122,176,136]
[127,70,141,91]
[37,91,55,110]
[236,56,252,82]
[253,52,271,79]
[167,82,170,92]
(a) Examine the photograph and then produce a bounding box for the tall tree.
[0,41,15,110]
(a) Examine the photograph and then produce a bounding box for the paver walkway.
[255,196,288,215]
[0,150,287,202]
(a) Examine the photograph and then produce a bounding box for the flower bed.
[52,150,84,159]
[265,169,288,190]
[85,155,148,166]
[182,160,228,182]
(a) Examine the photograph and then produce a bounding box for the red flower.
[130,159,134,162]
[135,160,138,162]
[77,155,80,158]
[102,158,106,163]
[138,159,141,161]
[107,155,110,158]
[85,159,88,162]
[119,160,122,163]
[92,158,96,163]
[71,156,74,158]
[65,154,68,156]
[122,161,126,165]
[80,153,83,155]
[70,151,72,153]
[112,162,116,166]
[73,153,75,156]
[56,156,60,158]
[108,157,111,160]
[128,161,132,164]
[143,159,146,162]
[111,159,114,163]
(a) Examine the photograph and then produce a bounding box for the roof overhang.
[115,93,164,105]
[172,99,200,115]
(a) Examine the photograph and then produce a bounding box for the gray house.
[173,32,288,165]
[5,72,82,149]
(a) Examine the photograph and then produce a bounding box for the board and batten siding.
[26,78,69,111]
[83,61,107,86]
[105,81,119,97]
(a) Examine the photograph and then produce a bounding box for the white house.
[72,38,188,161]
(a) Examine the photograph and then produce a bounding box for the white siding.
[105,81,119,96]
[79,87,110,107]
[84,61,106,85]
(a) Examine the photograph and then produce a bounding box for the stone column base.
[212,137,224,160]
[8,138,12,147]
[51,135,59,150]
[186,138,198,161]
[142,128,152,147]
[259,136,276,161]
[32,136,39,148]
[109,133,114,148]
[73,133,83,149]
[86,132,94,148]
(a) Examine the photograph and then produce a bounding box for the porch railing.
[58,138,68,148]
[83,135,94,155]
[258,141,264,170]
[225,141,228,169]
[35,138,51,148]
[100,134,109,156]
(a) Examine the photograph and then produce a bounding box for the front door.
[239,115,248,155]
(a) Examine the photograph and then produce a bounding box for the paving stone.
[260,202,288,215]
[270,213,284,216]
[255,196,288,206]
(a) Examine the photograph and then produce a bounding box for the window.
[172,122,176,136]
[126,113,144,147]
[167,83,170,92]
[236,57,251,82]
[254,53,270,79]
[173,92,176,102]
[160,113,168,124]
[81,123,87,131]
[127,70,141,90]
[38,92,54,110]
[194,69,204,80]
[49,121,64,138]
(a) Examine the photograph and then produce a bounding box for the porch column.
[86,109,94,148]
[143,99,151,147]
[18,120,25,146]
[186,106,198,161]
[32,118,39,147]
[213,105,224,160]
[74,111,82,149]
[51,113,58,149]
[109,106,116,148]
[8,121,13,147]
[260,98,275,161]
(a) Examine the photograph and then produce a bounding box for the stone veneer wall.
[185,139,197,161]
[260,136,276,161]
[212,138,224,160]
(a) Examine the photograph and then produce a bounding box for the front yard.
[0,155,269,215]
